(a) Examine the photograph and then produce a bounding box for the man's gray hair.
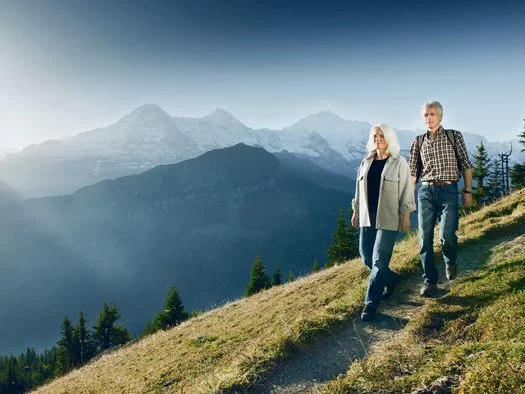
[421,101,443,119]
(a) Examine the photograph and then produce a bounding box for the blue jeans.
[359,215,399,309]
[417,183,459,284]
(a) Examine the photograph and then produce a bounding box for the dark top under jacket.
[367,157,388,221]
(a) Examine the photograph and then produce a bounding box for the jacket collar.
[365,151,391,161]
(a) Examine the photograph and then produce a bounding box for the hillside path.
[247,233,515,394]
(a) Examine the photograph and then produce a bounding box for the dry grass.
[323,188,525,394]
[35,189,525,393]
[36,258,371,393]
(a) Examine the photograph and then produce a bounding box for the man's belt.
[421,180,457,186]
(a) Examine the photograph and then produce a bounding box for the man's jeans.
[359,215,399,309]
[417,183,459,284]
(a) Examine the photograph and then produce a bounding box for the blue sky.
[1,0,525,148]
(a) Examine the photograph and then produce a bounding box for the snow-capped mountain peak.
[285,111,347,131]
[60,103,198,161]
[282,110,371,160]
[119,103,174,127]
[174,109,257,151]
[202,108,244,127]
[307,110,346,122]
[285,111,369,137]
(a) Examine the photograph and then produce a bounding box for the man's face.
[422,106,442,132]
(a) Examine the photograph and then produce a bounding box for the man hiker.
[409,101,473,297]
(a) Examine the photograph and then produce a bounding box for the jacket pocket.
[383,175,398,192]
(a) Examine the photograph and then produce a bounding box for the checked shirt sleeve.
[408,139,420,177]
[455,131,473,170]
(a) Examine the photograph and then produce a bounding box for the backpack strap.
[416,133,426,183]
[417,134,425,150]
[415,133,426,182]
[444,129,463,171]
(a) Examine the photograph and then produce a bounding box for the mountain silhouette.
[0,144,351,354]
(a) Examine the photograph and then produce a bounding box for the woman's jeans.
[417,183,459,284]
[359,214,399,309]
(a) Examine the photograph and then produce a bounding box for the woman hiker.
[351,124,416,322]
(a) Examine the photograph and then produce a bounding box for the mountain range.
[1,104,521,199]
[0,144,351,354]
[1,104,522,355]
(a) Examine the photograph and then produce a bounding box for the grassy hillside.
[35,189,525,393]
[35,259,371,393]
[324,235,525,393]
[323,190,525,393]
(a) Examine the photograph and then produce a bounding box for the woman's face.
[373,128,388,151]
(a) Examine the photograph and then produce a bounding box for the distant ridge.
[0,143,350,355]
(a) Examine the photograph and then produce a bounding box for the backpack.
[415,129,462,182]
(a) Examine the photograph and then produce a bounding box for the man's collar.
[427,126,444,136]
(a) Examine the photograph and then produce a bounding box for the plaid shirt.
[408,126,472,182]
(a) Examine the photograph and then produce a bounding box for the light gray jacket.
[352,153,416,231]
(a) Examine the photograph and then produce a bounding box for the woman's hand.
[401,213,411,232]
[351,210,359,228]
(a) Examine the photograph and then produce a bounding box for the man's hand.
[462,168,473,208]
[462,192,473,208]
[401,213,411,232]
[351,211,359,228]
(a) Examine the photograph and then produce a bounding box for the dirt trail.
[248,233,516,394]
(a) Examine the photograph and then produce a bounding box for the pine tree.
[143,320,157,336]
[327,208,352,265]
[472,142,491,205]
[518,120,525,152]
[245,256,271,296]
[324,260,335,268]
[312,259,319,273]
[0,347,61,392]
[287,270,295,283]
[72,312,94,367]
[18,349,35,391]
[42,347,57,379]
[511,121,525,189]
[510,163,525,189]
[5,357,24,393]
[272,262,282,286]
[72,324,80,368]
[56,317,75,374]
[92,303,131,353]
[156,285,188,330]
[486,158,503,202]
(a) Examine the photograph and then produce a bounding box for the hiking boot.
[360,305,377,322]
[445,263,457,280]
[383,274,400,300]
[420,283,438,297]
